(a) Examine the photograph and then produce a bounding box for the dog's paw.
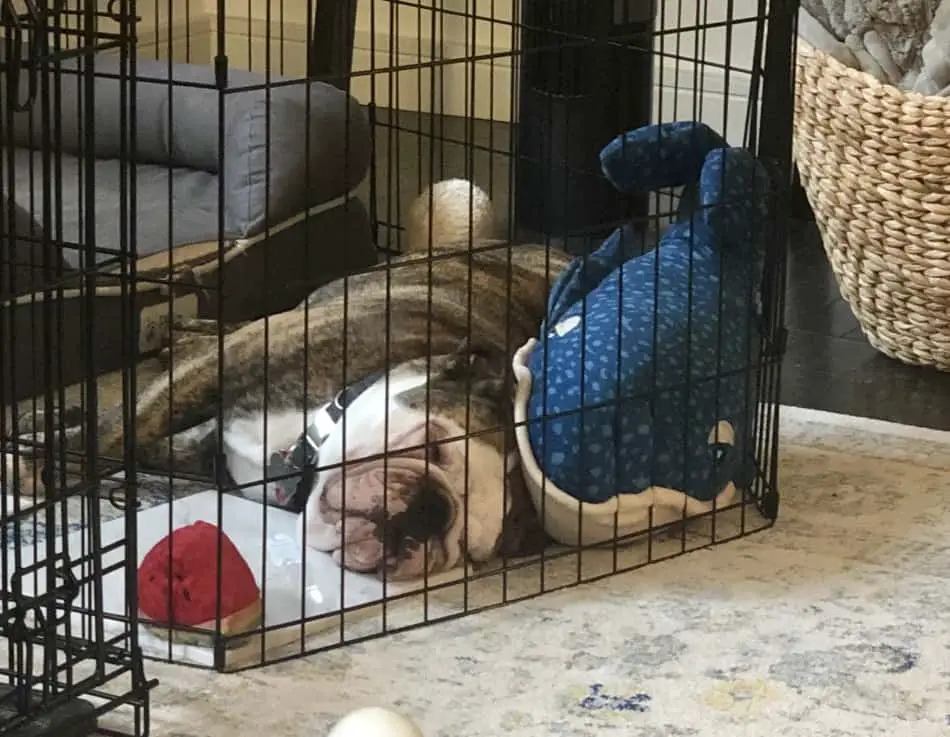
[1,403,77,502]
[1,403,83,501]
[1,448,45,500]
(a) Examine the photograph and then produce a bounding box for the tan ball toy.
[328,707,424,737]
[405,178,495,253]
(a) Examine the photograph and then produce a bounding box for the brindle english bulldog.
[3,197,573,580]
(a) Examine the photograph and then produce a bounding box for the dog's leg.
[173,317,250,335]
[135,419,217,478]
[2,400,218,499]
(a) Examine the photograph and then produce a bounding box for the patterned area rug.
[86,405,950,737]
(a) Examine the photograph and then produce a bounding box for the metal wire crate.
[1,0,797,687]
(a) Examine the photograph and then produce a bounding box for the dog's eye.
[427,443,442,465]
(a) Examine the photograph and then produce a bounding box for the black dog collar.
[267,370,384,513]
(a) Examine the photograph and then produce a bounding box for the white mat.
[9,491,470,668]
[10,482,760,669]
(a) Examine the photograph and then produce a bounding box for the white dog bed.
[511,338,738,548]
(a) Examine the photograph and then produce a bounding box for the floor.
[782,212,950,431]
[130,406,950,737]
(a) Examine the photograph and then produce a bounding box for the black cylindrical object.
[515,0,655,251]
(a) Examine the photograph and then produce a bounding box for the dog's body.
[8,240,572,579]
[126,244,570,468]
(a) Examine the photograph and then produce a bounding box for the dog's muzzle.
[309,455,460,579]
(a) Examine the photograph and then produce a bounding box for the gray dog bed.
[2,55,376,403]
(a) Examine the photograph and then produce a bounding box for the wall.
[127,0,763,143]
[60,0,210,62]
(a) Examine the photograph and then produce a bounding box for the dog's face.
[302,344,546,580]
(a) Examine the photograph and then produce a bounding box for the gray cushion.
[2,54,372,262]
[7,148,219,265]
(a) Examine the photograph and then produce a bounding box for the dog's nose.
[384,477,454,552]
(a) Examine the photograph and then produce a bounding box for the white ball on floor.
[405,178,495,254]
[328,707,424,737]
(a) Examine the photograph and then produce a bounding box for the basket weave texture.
[795,43,950,371]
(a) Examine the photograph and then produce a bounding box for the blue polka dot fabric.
[527,121,770,505]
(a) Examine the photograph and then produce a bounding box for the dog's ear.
[496,460,549,559]
[443,339,504,378]
[443,340,510,404]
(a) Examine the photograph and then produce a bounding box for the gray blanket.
[799,0,950,95]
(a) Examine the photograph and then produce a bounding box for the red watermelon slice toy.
[137,521,262,646]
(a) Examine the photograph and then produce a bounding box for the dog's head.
[302,341,546,580]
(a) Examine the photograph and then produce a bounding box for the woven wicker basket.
[794,43,950,371]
